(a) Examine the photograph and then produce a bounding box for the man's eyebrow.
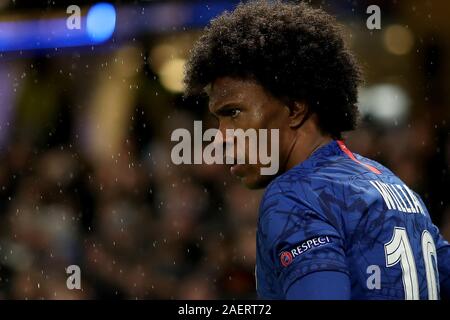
[211,102,240,116]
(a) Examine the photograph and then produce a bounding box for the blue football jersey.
[256,140,450,299]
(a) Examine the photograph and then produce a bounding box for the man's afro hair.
[184,0,362,138]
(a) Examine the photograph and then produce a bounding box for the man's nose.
[214,126,234,151]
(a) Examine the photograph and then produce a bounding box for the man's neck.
[284,133,333,172]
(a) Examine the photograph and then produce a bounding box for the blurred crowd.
[0,81,263,298]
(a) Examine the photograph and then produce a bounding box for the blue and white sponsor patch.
[279,236,332,267]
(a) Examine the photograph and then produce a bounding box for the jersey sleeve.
[285,270,351,300]
[259,181,350,296]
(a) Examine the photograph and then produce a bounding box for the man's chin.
[230,164,279,189]
[239,174,274,190]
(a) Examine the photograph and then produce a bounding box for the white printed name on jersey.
[369,181,425,214]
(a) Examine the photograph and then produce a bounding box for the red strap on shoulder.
[336,140,381,175]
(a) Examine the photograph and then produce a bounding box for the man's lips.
[223,155,246,177]
[230,163,245,177]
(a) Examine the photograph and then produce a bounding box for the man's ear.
[287,101,309,128]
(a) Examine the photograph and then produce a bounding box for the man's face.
[208,77,294,189]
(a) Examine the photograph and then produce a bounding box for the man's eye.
[229,109,241,118]
[216,107,241,119]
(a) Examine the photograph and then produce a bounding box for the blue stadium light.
[86,3,116,43]
[0,1,238,52]
[0,2,116,52]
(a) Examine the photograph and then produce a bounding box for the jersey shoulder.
[260,147,404,225]
[259,156,350,231]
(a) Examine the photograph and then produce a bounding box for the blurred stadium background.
[0,0,448,299]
